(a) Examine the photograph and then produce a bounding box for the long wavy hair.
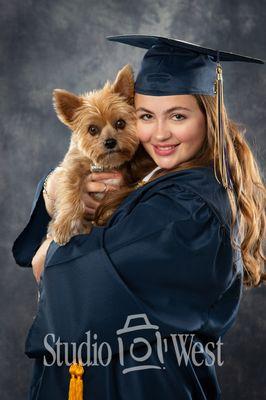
[94,94,266,289]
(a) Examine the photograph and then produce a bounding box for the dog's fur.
[46,64,139,245]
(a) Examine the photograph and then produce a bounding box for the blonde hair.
[94,94,266,288]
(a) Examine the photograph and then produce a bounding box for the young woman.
[12,36,265,399]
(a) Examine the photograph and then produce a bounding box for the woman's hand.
[32,237,53,284]
[43,168,124,220]
[82,171,124,220]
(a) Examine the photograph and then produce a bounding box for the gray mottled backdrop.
[1,0,265,399]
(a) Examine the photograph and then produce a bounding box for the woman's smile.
[152,143,181,156]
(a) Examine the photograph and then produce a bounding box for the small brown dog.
[46,64,139,245]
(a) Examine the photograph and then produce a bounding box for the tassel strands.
[213,54,234,191]
[68,362,84,400]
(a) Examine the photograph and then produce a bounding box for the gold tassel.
[214,62,233,191]
[68,362,84,400]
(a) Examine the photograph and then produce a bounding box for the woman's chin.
[152,155,181,170]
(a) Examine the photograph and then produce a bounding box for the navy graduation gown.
[12,165,244,400]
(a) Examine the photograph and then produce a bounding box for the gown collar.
[142,166,163,183]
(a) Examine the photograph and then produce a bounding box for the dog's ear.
[112,64,135,104]
[53,89,83,127]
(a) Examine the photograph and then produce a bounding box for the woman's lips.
[152,144,180,156]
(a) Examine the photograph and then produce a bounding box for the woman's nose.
[154,119,172,141]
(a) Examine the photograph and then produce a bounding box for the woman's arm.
[30,170,123,282]
[12,168,124,276]
[24,185,241,361]
[31,237,53,283]
[12,170,54,268]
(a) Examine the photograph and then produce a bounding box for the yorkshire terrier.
[46,64,139,245]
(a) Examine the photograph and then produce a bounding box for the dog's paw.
[52,231,71,246]
[48,221,73,245]
[49,218,93,245]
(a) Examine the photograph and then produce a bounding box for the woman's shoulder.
[141,165,232,228]
[104,171,225,255]
[106,167,224,242]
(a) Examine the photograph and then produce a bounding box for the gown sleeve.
[12,169,54,268]
[104,185,235,334]
[24,184,238,362]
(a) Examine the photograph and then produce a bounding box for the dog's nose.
[104,138,117,149]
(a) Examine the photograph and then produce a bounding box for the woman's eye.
[88,125,100,135]
[115,119,126,129]
[172,114,185,121]
[139,114,153,120]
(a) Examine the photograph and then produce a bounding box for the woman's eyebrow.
[135,107,154,113]
[163,106,192,114]
[135,106,192,113]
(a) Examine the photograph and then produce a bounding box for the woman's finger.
[82,192,101,208]
[84,207,96,215]
[87,171,121,182]
[85,181,120,194]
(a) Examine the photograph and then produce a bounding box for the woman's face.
[134,94,207,169]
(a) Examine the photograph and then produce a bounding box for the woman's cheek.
[172,122,200,143]
[136,122,152,142]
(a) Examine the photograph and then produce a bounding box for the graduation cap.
[106,34,264,191]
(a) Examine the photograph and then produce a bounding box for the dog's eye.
[115,119,126,130]
[88,125,99,136]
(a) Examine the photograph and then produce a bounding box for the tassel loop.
[68,362,84,400]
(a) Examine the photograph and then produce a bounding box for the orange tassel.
[68,362,84,400]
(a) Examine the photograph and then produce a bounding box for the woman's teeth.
[156,145,177,150]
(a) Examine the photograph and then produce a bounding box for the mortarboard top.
[106,34,264,96]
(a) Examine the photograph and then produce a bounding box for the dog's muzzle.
[104,138,117,149]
